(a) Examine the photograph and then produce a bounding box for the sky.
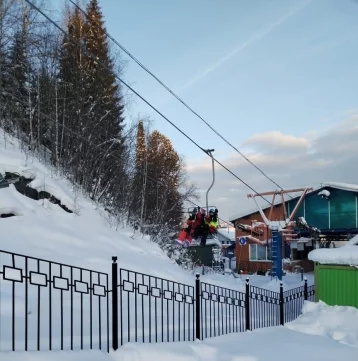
[49,0,358,222]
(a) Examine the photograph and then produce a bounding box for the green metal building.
[286,183,358,254]
[286,183,358,232]
[308,236,358,308]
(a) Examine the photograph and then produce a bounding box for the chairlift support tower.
[246,187,313,280]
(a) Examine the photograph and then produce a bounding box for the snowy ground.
[2,301,358,361]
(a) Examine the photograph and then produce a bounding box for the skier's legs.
[194,225,202,239]
[200,228,209,246]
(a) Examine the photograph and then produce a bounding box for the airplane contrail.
[176,0,313,94]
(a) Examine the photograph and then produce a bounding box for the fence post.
[304,277,308,301]
[112,256,118,351]
[279,282,284,326]
[245,278,250,331]
[195,273,201,340]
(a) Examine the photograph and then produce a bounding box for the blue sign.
[239,237,247,245]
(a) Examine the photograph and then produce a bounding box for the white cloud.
[185,114,358,222]
[242,131,310,153]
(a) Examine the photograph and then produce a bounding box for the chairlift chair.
[176,149,220,247]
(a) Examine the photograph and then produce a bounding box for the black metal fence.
[116,266,195,345]
[1,250,315,353]
[200,280,246,338]
[0,250,110,352]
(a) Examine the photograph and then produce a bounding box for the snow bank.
[0,141,75,212]
[112,328,358,360]
[308,235,358,266]
[286,301,358,348]
[3,318,358,361]
[347,234,358,246]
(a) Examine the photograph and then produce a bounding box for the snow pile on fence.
[308,234,358,266]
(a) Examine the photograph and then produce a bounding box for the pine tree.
[128,120,147,224]
[58,1,126,206]
[7,17,32,140]
[145,130,182,227]
[82,0,125,201]
[135,120,146,168]
[0,42,11,132]
[58,7,87,176]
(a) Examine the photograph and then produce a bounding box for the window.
[249,244,271,261]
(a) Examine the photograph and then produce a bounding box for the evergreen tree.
[135,120,146,168]
[145,130,182,227]
[82,0,126,201]
[57,0,126,208]
[0,42,11,131]
[7,19,32,140]
[128,120,147,224]
[58,7,87,176]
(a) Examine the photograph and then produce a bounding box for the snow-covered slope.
[0,130,191,283]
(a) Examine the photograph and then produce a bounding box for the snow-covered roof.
[322,182,358,193]
[308,235,358,266]
[229,182,358,222]
[217,227,236,241]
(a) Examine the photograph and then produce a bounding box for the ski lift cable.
[24,0,272,208]
[67,0,290,197]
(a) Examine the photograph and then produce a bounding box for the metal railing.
[0,250,109,352]
[1,250,315,353]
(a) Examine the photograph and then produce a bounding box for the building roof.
[308,234,358,266]
[217,227,236,241]
[229,182,358,223]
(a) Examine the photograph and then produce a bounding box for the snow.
[308,234,358,266]
[286,300,358,348]
[217,227,236,242]
[0,131,189,282]
[318,189,330,198]
[322,182,358,193]
[2,301,358,360]
[347,234,358,246]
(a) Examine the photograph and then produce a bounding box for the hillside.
[0,129,191,283]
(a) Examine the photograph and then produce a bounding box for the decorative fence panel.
[0,250,109,352]
[200,281,246,339]
[116,267,195,345]
[1,250,315,353]
[249,284,280,330]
